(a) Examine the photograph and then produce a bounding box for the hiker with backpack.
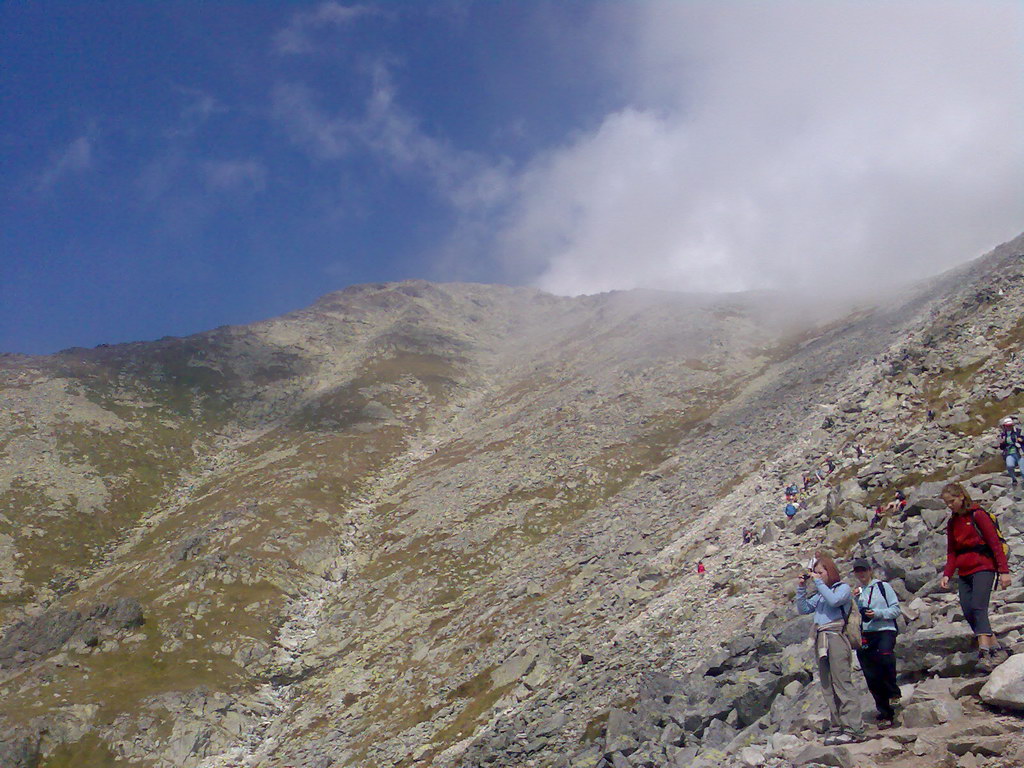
[939,482,1012,671]
[998,416,1024,486]
[852,559,902,728]
[796,553,865,744]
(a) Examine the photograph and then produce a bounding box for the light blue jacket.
[855,579,901,633]
[796,579,852,626]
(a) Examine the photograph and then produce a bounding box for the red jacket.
[944,505,1010,578]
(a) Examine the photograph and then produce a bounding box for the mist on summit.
[2,1,1022,353]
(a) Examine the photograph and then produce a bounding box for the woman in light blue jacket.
[796,552,864,745]
[852,558,902,727]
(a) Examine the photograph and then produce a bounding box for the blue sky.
[2,1,1023,354]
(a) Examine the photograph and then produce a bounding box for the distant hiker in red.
[939,482,1012,670]
[697,561,706,575]
[881,490,907,516]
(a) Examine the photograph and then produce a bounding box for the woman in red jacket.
[939,482,1012,670]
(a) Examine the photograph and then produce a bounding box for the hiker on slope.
[852,559,901,728]
[796,553,865,745]
[939,482,1012,671]
[998,416,1024,487]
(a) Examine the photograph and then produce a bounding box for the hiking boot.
[989,646,1010,665]
[888,696,902,714]
[873,711,897,729]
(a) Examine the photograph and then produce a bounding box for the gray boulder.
[899,623,974,672]
[0,597,146,669]
[0,735,39,768]
[0,610,83,667]
[946,735,1014,757]
[773,615,814,647]
[730,672,788,726]
[927,651,977,678]
[569,746,602,768]
[901,698,963,727]
[491,647,539,688]
[920,507,947,530]
[604,708,638,757]
[980,653,1024,710]
[792,743,854,768]
[903,566,934,594]
[873,550,915,580]
[699,717,737,749]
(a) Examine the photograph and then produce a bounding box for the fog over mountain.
[5,3,1022,355]
[484,2,1024,298]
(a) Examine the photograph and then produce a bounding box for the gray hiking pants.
[958,570,996,636]
[817,632,863,733]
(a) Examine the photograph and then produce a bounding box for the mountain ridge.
[1,232,1024,767]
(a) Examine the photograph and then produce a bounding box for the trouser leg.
[818,654,841,728]
[959,575,979,635]
[858,635,892,718]
[1007,454,1019,482]
[826,633,863,732]
[963,571,996,636]
[873,631,899,709]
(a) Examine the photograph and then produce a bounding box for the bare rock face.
[981,654,1024,710]
[0,734,39,768]
[0,597,143,668]
[2,234,1024,767]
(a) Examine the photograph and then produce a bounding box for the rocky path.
[192,383,506,768]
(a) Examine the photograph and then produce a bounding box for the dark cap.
[852,558,872,571]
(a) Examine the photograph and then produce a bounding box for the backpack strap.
[876,582,892,607]
[967,507,997,558]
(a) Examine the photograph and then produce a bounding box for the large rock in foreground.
[980,654,1024,710]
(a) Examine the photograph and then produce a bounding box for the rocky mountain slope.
[1,233,1024,767]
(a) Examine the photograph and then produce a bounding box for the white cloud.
[491,1,1024,296]
[36,136,93,192]
[273,65,509,211]
[274,2,376,55]
[166,86,226,139]
[203,159,267,194]
[272,82,353,160]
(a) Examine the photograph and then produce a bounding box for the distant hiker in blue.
[785,502,798,519]
[852,559,902,728]
[796,553,864,745]
[999,417,1024,486]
